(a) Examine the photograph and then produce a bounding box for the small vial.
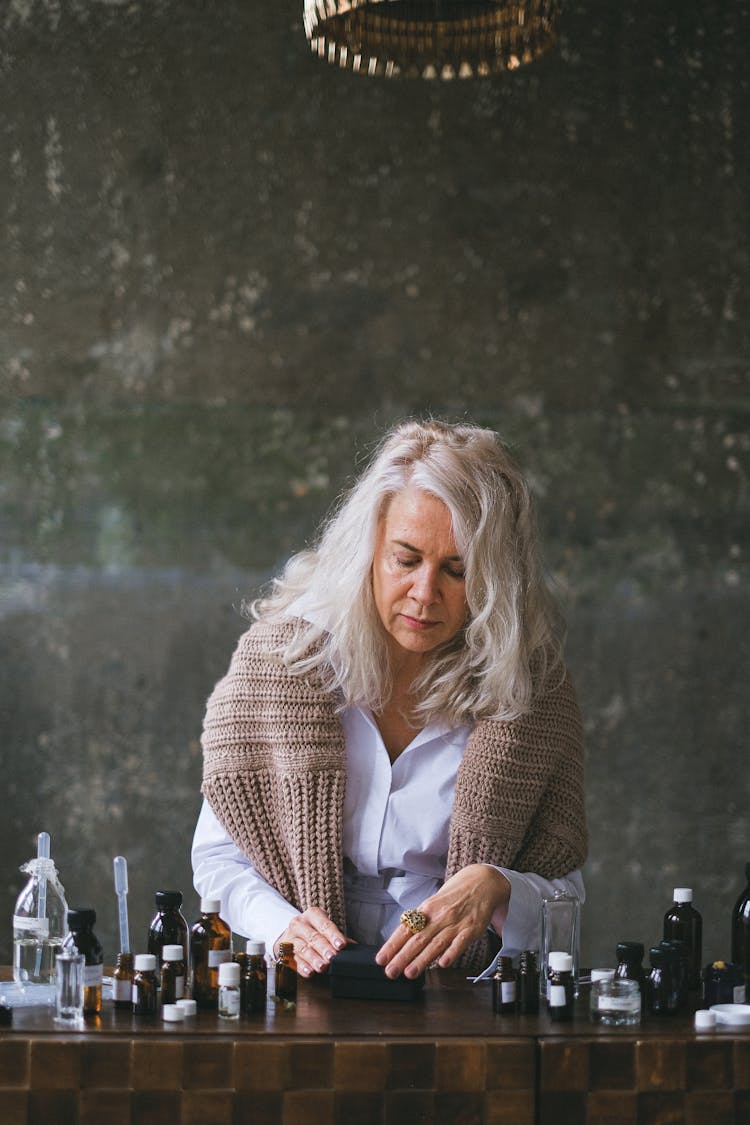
[547,952,575,1022]
[492,956,518,1014]
[132,954,158,1017]
[244,940,268,1015]
[161,945,186,1004]
[218,961,241,1020]
[518,951,539,1015]
[112,952,135,1011]
[646,946,677,1015]
[275,942,297,1003]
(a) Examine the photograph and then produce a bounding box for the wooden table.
[1,970,748,1124]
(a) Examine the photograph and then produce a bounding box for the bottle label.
[598,996,636,1012]
[208,949,231,968]
[219,988,241,1017]
[112,977,132,1001]
[13,915,49,937]
[175,975,185,999]
[734,984,746,1004]
[549,984,567,1008]
[83,964,103,987]
[501,982,517,1002]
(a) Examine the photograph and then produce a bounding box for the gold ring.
[400,909,428,935]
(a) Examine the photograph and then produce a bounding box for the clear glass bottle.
[190,898,231,1009]
[540,890,580,997]
[218,961,241,1020]
[518,951,539,1015]
[61,908,103,1016]
[492,956,518,1014]
[112,952,135,1011]
[663,888,702,991]
[731,862,750,1003]
[147,890,189,985]
[275,941,297,1003]
[132,953,158,1016]
[13,854,68,985]
[160,945,186,1004]
[244,940,268,1015]
[547,951,574,1022]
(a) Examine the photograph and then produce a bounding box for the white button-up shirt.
[192,701,584,974]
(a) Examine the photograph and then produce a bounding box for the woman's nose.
[410,565,439,604]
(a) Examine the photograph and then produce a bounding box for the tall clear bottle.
[190,899,231,1009]
[731,862,750,1002]
[663,887,702,992]
[13,845,68,985]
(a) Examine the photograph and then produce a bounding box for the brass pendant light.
[303,0,560,79]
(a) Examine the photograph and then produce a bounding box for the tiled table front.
[1,971,748,1124]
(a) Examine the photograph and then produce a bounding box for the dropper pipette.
[33,832,50,978]
[113,856,130,954]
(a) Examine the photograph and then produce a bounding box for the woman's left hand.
[374,864,511,979]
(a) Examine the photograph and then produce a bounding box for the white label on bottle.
[175,975,185,1000]
[83,964,103,987]
[132,984,138,1004]
[112,978,132,1002]
[219,989,240,1017]
[549,984,567,1008]
[13,915,49,937]
[208,949,231,968]
[734,985,747,1004]
[501,982,517,1002]
[598,996,636,1012]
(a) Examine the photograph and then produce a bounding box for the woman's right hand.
[275,907,348,977]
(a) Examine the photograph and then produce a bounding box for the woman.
[192,419,587,979]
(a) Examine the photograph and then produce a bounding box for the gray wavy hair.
[252,419,563,723]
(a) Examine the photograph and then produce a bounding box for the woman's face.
[372,486,467,669]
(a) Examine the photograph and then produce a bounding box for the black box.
[329,945,425,1001]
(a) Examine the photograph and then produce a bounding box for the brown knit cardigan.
[201,619,588,973]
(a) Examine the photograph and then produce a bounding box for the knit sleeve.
[447,670,588,880]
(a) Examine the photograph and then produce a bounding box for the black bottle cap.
[660,939,688,957]
[155,890,183,908]
[67,907,96,928]
[616,941,644,962]
[649,947,665,966]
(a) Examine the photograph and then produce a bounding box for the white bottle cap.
[694,1009,716,1030]
[200,898,221,913]
[673,888,693,902]
[548,952,574,973]
[163,945,184,961]
[591,968,615,983]
[177,998,197,1016]
[135,954,157,972]
[219,961,241,985]
[247,940,266,956]
[162,1003,185,1022]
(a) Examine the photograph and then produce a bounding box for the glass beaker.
[55,952,85,1024]
[540,889,581,997]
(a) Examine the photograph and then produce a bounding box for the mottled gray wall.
[1,0,748,972]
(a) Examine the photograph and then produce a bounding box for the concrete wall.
[1,0,748,973]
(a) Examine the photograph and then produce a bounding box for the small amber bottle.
[547,952,575,1022]
[492,956,518,1014]
[161,945,186,1004]
[62,908,104,1017]
[275,942,297,1003]
[190,899,232,1010]
[133,954,158,1017]
[147,890,189,985]
[112,952,135,1011]
[244,940,268,1015]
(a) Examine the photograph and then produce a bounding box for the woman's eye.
[446,567,465,580]
[395,556,418,569]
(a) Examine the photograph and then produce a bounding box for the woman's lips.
[401,614,439,630]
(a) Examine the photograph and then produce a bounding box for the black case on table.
[329,945,425,1001]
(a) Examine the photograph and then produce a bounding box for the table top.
[2,970,748,1040]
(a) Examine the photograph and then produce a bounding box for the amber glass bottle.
[62,908,103,1016]
[190,899,231,1009]
[244,941,268,1015]
[275,942,297,1002]
[492,956,518,1014]
[112,952,135,1011]
[160,945,186,1004]
[663,888,702,991]
[732,863,750,1002]
[133,954,158,1016]
[147,890,189,984]
[518,951,539,1014]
